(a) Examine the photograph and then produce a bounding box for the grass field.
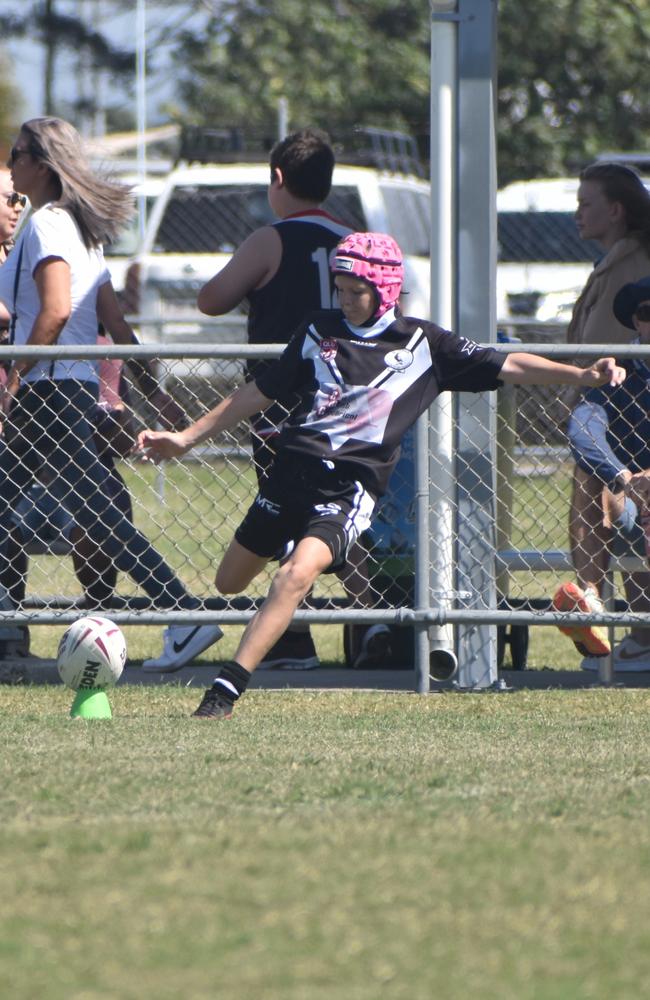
[4,457,650,997]
[2,685,650,999]
[19,459,597,671]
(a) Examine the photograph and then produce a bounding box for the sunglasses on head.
[5,192,26,209]
[634,304,650,323]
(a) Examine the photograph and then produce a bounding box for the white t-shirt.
[0,204,110,383]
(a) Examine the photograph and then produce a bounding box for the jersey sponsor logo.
[458,337,480,356]
[384,349,414,371]
[316,386,342,417]
[255,495,281,515]
[350,338,378,348]
[314,502,342,517]
[320,339,338,361]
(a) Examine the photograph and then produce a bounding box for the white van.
[125,156,431,342]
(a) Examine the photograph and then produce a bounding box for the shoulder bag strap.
[8,239,25,347]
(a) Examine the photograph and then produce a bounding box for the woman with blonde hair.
[0,117,223,671]
[553,161,650,670]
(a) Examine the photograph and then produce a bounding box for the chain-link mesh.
[1,339,649,669]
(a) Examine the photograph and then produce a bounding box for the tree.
[172,0,431,150]
[3,1,649,181]
[172,0,650,183]
[0,0,135,131]
[0,49,24,153]
[498,0,650,183]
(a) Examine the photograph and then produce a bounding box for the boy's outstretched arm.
[500,353,625,388]
[137,381,273,461]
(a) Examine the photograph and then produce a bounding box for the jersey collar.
[344,308,397,339]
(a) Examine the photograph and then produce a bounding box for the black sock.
[212,661,251,703]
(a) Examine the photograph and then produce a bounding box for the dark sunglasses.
[634,304,650,323]
[9,145,32,165]
[5,192,26,209]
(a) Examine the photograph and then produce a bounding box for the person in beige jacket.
[554,162,650,668]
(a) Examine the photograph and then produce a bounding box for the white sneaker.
[581,635,650,673]
[143,623,224,673]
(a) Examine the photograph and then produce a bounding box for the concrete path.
[3,657,650,691]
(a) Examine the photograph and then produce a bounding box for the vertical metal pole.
[135,0,148,243]
[135,0,164,501]
[414,412,432,693]
[599,572,615,685]
[277,98,289,141]
[78,0,91,138]
[454,0,499,688]
[429,2,458,689]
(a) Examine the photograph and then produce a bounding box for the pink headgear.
[331,232,404,318]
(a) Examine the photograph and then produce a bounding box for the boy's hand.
[580,357,626,387]
[136,428,191,461]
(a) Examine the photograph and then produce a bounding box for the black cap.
[613,276,650,329]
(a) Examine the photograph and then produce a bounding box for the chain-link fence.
[1,337,649,688]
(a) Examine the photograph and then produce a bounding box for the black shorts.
[235,454,376,573]
[250,402,287,486]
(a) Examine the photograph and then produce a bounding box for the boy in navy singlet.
[197,127,386,669]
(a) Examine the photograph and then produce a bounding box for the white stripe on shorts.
[343,481,375,555]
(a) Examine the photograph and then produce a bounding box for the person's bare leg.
[336,540,392,666]
[216,537,270,594]
[71,528,117,607]
[622,571,650,646]
[192,538,333,719]
[336,540,371,604]
[569,466,612,595]
[233,536,333,672]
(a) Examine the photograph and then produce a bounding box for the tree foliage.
[498,0,650,183]
[1,1,649,182]
[0,0,136,127]
[0,49,24,154]
[173,0,430,146]
[172,0,650,183]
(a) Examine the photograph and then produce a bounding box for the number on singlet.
[311,247,340,309]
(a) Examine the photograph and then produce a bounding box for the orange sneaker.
[552,582,611,658]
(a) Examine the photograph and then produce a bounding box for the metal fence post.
[429,0,458,683]
[455,0,499,688]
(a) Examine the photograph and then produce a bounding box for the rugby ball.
[57,616,127,690]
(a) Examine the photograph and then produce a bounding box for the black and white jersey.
[256,309,505,498]
[247,210,351,354]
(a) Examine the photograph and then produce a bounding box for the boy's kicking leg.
[192,536,334,719]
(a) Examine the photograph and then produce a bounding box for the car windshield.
[153,184,367,253]
[498,212,600,263]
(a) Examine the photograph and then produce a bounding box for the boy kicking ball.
[138,232,625,719]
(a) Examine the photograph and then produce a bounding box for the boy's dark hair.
[269,127,335,203]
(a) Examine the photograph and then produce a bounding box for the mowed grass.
[22,458,604,670]
[2,686,650,1000]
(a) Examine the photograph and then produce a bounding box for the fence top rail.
[1,342,649,361]
[0,343,284,360]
